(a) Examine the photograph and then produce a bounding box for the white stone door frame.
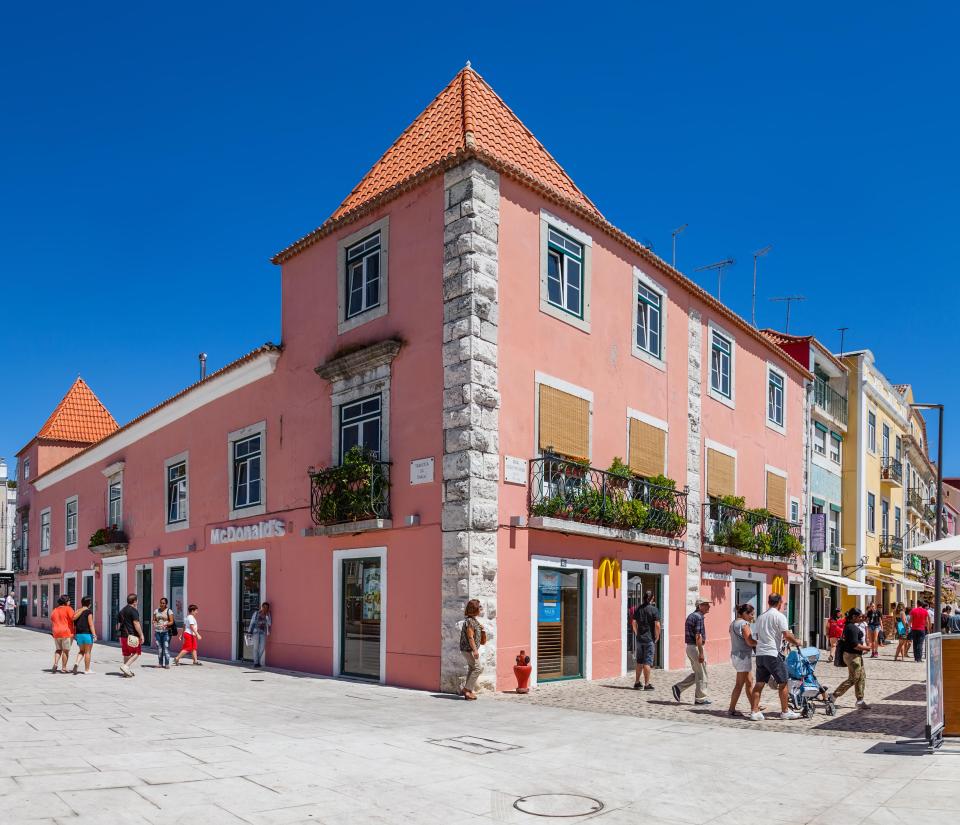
[730,568,767,622]
[620,561,670,676]
[230,548,266,663]
[332,546,387,684]
[81,570,94,607]
[100,555,127,639]
[62,571,77,606]
[529,555,593,687]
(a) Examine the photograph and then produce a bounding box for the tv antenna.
[751,245,772,327]
[838,327,849,358]
[671,224,688,270]
[769,296,806,333]
[693,258,735,301]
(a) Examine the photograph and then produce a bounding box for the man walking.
[4,592,16,626]
[50,595,75,673]
[829,608,871,709]
[118,594,144,677]
[748,593,801,721]
[672,598,711,705]
[909,599,930,663]
[631,590,661,690]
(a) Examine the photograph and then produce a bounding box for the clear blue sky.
[2,3,958,471]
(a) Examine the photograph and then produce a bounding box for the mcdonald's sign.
[598,558,621,591]
[771,575,786,596]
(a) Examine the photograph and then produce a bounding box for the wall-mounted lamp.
[405,514,420,527]
[510,515,527,527]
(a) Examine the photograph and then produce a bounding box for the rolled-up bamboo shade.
[706,449,735,498]
[629,418,666,478]
[539,385,590,459]
[766,472,787,518]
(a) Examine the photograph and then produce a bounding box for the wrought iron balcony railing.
[528,453,688,538]
[880,533,904,559]
[813,376,848,425]
[703,500,804,558]
[881,456,903,484]
[309,448,391,526]
[907,488,926,513]
[11,542,27,573]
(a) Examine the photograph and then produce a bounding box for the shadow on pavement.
[812,702,924,736]
[883,683,925,702]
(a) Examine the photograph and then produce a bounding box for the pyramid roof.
[35,378,118,444]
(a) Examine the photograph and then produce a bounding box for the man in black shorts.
[631,590,661,691]
[748,593,801,721]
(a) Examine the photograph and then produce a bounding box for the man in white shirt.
[749,593,801,721]
[4,592,16,626]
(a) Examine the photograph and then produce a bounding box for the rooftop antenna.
[751,245,772,327]
[199,352,207,381]
[838,327,849,358]
[769,296,806,334]
[693,258,736,301]
[671,224,688,270]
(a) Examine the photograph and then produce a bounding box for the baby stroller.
[786,646,836,718]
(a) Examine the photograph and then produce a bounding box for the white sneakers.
[749,711,765,721]
[118,663,133,677]
[856,700,870,709]
[780,711,801,720]
[749,710,800,721]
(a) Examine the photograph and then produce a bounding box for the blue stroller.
[786,646,836,718]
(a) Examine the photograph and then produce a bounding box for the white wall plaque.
[410,457,435,485]
[504,456,527,485]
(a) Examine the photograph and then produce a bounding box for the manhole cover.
[513,794,604,818]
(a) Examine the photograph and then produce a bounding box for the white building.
[0,459,16,592]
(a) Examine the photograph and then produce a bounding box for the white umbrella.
[909,535,960,564]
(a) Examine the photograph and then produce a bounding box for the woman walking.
[70,596,97,674]
[865,602,882,658]
[153,597,176,669]
[174,605,202,666]
[827,609,844,662]
[459,599,485,700]
[247,602,271,668]
[893,603,910,661]
[727,603,758,717]
[829,608,871,709]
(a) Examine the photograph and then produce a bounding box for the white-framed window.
[813,424,827,455]
[708,322,735,407]
[790,498,800,523]
[882,423,890,459]
[108,477,122,530]
[40,508,51,554]
[767,365,785,430]
[881,498,890,535]
[895,434,902,462]
[867,411,877,453]
[23,458,30,479]
[337,216,389,334]
[539,210,592,333]
[166,455,188,528]
[829,432,841,464]
[65,496,78,549]
[228,422,266,519]
[339,394,382,463]
[829,508,840,548]
[632,269,666,367]
[20,515,28,553]
[867,492,876,534]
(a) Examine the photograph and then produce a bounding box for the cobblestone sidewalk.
[498,649,927,740]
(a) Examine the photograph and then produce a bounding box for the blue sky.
[2,3,958,471]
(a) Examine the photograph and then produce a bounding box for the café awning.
[900,578,925,593]
[909,535,960,565]
[812,572,875,597]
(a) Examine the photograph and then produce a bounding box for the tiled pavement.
[498,648,928,740]
[0,627,956,824]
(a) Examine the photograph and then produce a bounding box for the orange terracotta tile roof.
[35,378,118,444]
[273,65,602,263]
[760,329,846,373]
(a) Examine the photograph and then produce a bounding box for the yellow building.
[840,351,913,612]
[900,390,938,600]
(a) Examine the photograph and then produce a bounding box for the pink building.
[14,67,810,691]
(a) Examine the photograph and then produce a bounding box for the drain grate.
[513,794,604,818]
[427,735,520,755]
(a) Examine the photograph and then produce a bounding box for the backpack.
[167,610,178,637]
[834,636,847,667]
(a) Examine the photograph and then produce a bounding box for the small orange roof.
[274,65,602,263]
[35,378,118,444]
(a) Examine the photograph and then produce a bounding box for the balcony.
[880,533,904,559]
[308,448,391,535]
[880,456,903,487]
[88,527,129,558]
[11,542,27,573]
[907,487,925,515]
[528,453,688,544]
[702,499,804,559]
[813,376,848,425]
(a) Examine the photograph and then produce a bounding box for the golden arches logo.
[597,558,621,592]
[772,575,786,596]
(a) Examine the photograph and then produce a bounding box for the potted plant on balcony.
[606,457,633,490]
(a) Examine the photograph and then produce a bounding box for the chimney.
[198,353,207,381]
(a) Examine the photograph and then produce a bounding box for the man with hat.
[672,598,711,705]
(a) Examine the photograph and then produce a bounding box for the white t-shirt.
[753,608,788,657]
[4,595,15,610]
[185,615,198,636]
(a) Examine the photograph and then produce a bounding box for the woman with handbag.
[247,602,271,668]
[153,597,176,669]
[893,603,911,661]
[459,599,486,700]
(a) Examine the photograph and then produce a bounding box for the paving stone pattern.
[0,628,955,824]
[499,650,928,741]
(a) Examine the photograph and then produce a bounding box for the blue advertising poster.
[538,570,561,623]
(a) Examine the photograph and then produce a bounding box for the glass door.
[536,568,583,681]
[237,560,262,661]
[735,580,761,617]
[109,573,121,641]
[168,566,185,624]
[136,568,152,647]
[65,576,76,608]
[341,558,382,679]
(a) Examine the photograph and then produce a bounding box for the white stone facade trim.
[706,319,736,410]
[164,450,190,533]
[630,267,668,371]
[620,560,671,676]
[685,308,703,616]
[529,555,593,686]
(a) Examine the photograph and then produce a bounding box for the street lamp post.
[911,403,944,621]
